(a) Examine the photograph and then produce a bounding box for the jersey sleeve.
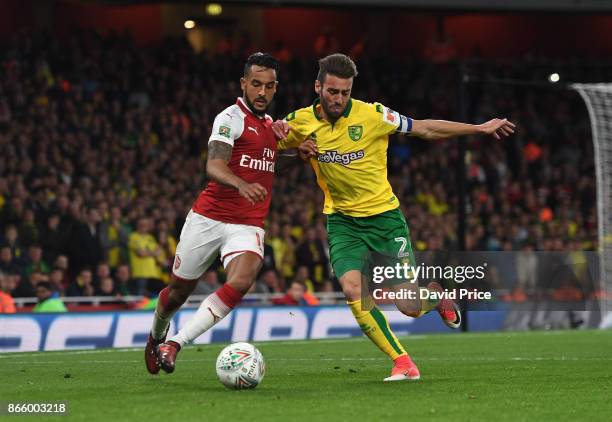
[373,102,413,136]
[277,110,308,151]
[209,110,243,146]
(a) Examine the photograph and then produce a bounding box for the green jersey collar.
[312,97,353,121]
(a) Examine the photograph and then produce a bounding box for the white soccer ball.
[215,342,265,389]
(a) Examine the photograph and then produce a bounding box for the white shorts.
[172,210,265,280]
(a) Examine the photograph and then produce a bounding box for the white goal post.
[572,83,612,325]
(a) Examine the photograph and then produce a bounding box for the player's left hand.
[272,120,291,140]
[478,118,516,140]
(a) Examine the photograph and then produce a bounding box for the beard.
[320,97,345,122]
[244,95,270,117]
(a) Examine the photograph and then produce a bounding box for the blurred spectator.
[155,220,177,284]
[23,244,50,280]
[0,246,19,274]
[53,255,70,274]
[1,225,23,263]
[320,280,335,293]
[18,208,38,247]
[4,274,20,298]
[252,268,282,294]
[296,227,329,290]
[279,224,297,280]
[128,217,162,295]
[193,270,222,296]
[96,276,118,297]
[1,199,25,232]
[272,281,320,306]
[260,241,277,275]
[49,267,67,296]
[266,222,286,275]
[67,268,95,297]
[95,262,112,286]
[0,273,16,313]
[293,265,314,293]
[100,206,130,269]
[114,264,133,296]
[33,281,67,313]
[66,207,104,274]
[39,214,65,263]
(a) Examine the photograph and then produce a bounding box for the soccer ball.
[215,342,265,389]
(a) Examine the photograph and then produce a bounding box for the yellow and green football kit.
[278,98,416,275]
[280,98,410,217]
[279,98,424,361]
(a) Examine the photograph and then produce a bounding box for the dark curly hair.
[244,52,279,76]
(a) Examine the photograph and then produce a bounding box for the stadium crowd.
[0,29,602,310]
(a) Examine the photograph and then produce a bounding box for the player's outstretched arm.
[206,140,267,205]
[411,118,515,140]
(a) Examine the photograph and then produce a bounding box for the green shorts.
[326,208,416,279]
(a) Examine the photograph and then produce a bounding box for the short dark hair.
[244,52,279,76]
[317,53,358,84]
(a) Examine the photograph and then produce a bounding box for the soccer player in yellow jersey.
[275,53,515,381]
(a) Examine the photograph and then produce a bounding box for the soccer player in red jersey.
[145,53,281,374]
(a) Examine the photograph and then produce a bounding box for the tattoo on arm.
[206,140,242,189]
[208,141,233,162]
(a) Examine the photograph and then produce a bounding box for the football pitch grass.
[1,330,611,421]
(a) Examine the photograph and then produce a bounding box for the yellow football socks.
[348,297,407,360]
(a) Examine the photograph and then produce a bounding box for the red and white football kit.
[173,97,277,279]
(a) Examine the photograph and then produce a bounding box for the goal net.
[572,83,612,327]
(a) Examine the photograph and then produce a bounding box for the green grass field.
[1,330,611,421]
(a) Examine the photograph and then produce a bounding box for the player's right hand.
[298,138,318,161]
[238,182,267,205]
[272,120,291,140]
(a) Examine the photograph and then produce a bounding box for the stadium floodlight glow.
[549,73,560,83]
[184,20,196,30]
[206,3,223,16]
